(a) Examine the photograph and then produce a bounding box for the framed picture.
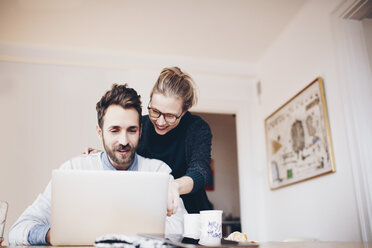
[264,77,336,189]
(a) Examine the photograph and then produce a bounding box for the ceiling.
[0,0,307,63]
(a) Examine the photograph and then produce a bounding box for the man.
[8,84,186,245]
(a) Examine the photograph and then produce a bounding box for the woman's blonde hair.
[150,67,197,111]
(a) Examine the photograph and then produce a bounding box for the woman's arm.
[184,117,213,193]
[8,183,52,245]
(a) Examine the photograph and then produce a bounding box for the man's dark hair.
[96,84,142,128]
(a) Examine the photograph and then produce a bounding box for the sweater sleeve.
[185,117,212,193]
[28,224,50,245]
[8,159,76,246]
[8,182,52,245]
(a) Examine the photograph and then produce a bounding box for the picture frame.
[264,77,336,190]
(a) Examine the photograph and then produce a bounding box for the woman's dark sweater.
[137,111,213,213]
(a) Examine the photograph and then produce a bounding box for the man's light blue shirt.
[27,152,139,245]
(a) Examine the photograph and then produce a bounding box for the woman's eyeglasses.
[147,104,182,124]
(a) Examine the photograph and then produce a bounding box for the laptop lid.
[50,170,169,245]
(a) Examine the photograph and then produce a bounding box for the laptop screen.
[50,170,169,245]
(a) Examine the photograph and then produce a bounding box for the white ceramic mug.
[199,210,223,240]
[183,213,201,239]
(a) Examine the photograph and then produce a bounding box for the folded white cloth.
[94,234,168,248]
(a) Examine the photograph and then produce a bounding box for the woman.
[88,67,213,214]
[139,66,212,214]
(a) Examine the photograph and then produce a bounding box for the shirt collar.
[101,151,138,171]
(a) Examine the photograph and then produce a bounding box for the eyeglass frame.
[147,103,183,124]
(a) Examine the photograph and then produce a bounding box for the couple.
[9,67,213,245]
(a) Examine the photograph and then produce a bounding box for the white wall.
[362,18,372,74]
[0,0,306,62]
[333,16,372,242]
[242,0,363,242]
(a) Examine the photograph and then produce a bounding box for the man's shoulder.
[60,152,103,170]
[137,154,172,174]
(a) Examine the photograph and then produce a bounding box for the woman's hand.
[175,176,194,195]
[167,176,194,215]
[83,147,102,154]
[167,180,180,216]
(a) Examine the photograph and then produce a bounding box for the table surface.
[2,242,372,248]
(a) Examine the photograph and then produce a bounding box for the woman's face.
[148,93,184,135]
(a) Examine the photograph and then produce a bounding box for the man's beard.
[103,139,137,169]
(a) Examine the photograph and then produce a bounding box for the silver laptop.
[50,170,169,245]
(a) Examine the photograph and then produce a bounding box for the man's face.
[97,105,141,170]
